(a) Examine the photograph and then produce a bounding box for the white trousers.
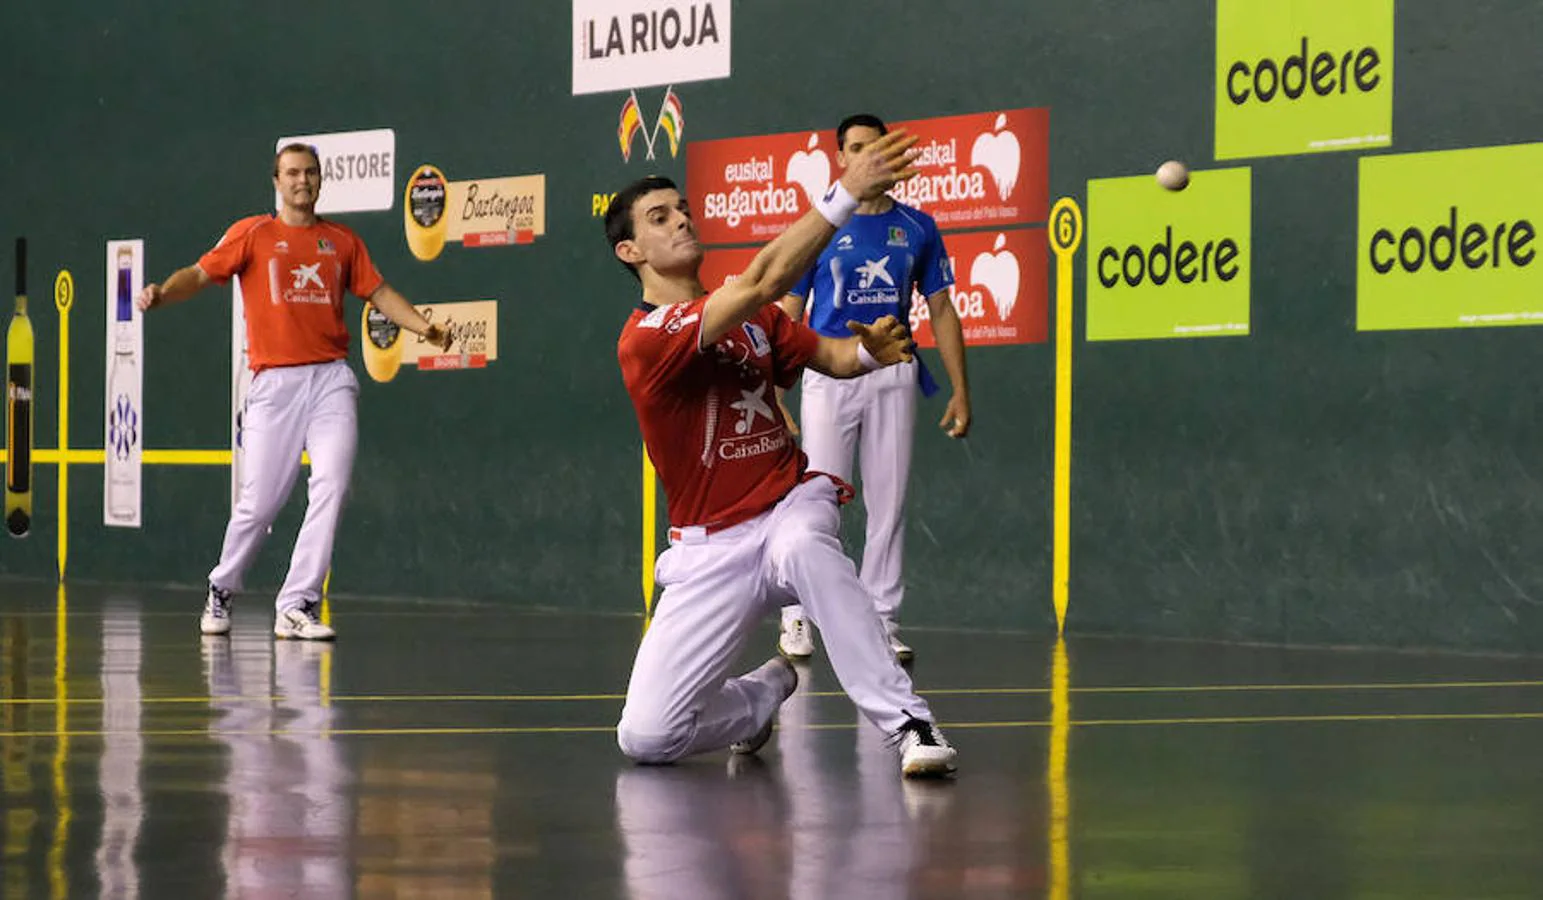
[785,362,916,625]
[208,360,358,612]
[617,477,935,763]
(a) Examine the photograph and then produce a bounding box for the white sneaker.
[200,583,233,636]
[274,602,335,641]
[778,617,815,659]
[897,718,957,778]
[885,621,914,663]
[729,657,799,755]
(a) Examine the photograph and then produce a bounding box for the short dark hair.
[837,114,888,150]
[604,175,678,281]
[274,143,320,177]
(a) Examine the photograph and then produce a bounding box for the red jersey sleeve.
[197,215,266,283]
[345,230,385,299]
[619,297,709,394]
[765,306,820,389]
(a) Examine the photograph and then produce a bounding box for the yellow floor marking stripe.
[7,678,1543,706]
[5,709,1543,740]
[941,710,1543,729]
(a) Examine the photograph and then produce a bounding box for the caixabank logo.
[1086,168,1252,341]
[1358,143,1543,331]
[1215,0,1393,160]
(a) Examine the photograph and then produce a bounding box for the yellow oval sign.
[53,270,74,313]
[1049,198,1084,258]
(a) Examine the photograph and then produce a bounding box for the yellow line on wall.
[2,448,309,466]
[144,449,234,464]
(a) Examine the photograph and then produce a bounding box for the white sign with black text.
[573,0,729,95]
[274,128,396,214]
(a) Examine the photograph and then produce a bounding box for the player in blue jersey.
[776,113,973,663]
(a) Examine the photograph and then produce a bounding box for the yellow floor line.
[6,679,1543,706]
[4,709,1543,740]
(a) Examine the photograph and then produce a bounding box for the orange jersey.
[199,215,384,371]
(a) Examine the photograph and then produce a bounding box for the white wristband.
[813,180,859,228]
[856,342,881,371]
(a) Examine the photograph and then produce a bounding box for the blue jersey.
[791,203,954,338]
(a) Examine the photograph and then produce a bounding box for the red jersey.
[198,215,384,372]
[619,297,820,529]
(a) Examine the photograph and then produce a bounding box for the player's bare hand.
[423,323,453,352]
[136,284,162,313]
[847,315,913,367]
[838,129,921,202]
[940,392,971,439]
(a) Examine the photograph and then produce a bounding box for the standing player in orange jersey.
[138,143,452,641]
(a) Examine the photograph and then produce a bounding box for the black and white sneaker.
[274,601,336,641]
[896,717,958,778]
[200,583,234,636]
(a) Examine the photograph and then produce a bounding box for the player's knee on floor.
[616,719,693,764]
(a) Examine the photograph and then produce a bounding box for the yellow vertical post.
[641,447,657,626]
[1048,198,1084,634]
[53,271,73,580]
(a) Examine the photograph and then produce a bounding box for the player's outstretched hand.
[136,284,162,312]
[423,323,454,352]
[847,315,913,367]
[838,130,921,202]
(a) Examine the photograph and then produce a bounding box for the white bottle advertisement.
[230,279,251,512]
[104,240,144,528]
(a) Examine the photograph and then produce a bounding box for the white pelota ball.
[1156,160,1190,191]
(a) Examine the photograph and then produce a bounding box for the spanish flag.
[618,93,644,163]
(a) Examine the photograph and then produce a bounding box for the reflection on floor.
[2,579,1543,898]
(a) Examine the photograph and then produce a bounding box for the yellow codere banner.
[1215,0,1393,160]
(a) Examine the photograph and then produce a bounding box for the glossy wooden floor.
[3,579,1543,898]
